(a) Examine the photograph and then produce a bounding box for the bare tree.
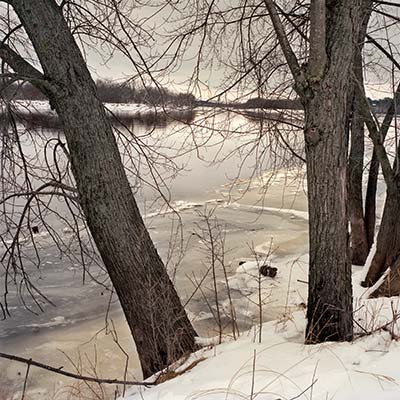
[0,0,196,379]
[345,3,400,295]
[163,0,377,343]
[268,0,373,344]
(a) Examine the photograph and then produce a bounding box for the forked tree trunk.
[10,0,196,378]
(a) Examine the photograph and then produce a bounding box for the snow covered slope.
[123,263,400,400]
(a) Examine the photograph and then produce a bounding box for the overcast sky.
[81,2,399,101]
[1,1,398,100]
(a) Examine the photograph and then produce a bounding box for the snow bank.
[123,310,400,400]
[122,259,400,400]
[231,202,309,221]
[5,100,191,117]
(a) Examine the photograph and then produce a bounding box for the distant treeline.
[3,82,396,114]
[369,98,399,114]
[95,80,196,106]
[3,80,196,106]
[226,97,397,113]
[196,97,302,110]
[241,97,302,110]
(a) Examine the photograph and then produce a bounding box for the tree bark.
[364,149,379,249]
[358,80,400,293]
[303,90,353,343]
[347,4,373,266]
[8,0,196,378]
[301,1,372,343]
[266,0,372,343]
[366,189,400,295]
[348,89,369,266]
[363,160,400,293]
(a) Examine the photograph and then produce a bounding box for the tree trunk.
[347,5,373,266]
[11,0,196,378]
[364,149,379,249]
[360,78,400,294]
[348,93,369,265]
[302,1,371,343]
[363,187,400,294]
[304,90,353,343]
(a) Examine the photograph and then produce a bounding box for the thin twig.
[249,349,256,400]
[21,359,31,400]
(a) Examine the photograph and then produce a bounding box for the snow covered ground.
[4,100,190,117]
[2,105,396,399]
[122,261,400,400]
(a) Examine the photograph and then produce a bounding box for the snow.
[122,257,400,400]
[5,100,52,115]
[120,180,400,400]
[224,254,308,325]
[5,100,397,399]
[123,311,400,400]
[231,202,309,221]
[5,100,190,117]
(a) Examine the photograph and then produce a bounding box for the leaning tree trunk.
[363,186,400,295]
[10,0,196,378]
[347,5,373,266]
[363,151,400,296]
[302,1,371,344]
[360,73,400,294]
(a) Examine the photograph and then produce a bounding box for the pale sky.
[80,2,399,101]
[1,1,398,100]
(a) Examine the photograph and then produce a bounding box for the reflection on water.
[3,105,197,130]
[0,109,307,399]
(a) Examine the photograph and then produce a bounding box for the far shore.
[0,99,303,130]
[1,100,197,129]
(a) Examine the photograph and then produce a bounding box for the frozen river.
[0,108,309,399]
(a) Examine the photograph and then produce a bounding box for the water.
[0,110,308,399]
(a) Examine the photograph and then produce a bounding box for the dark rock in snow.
[259,264,278,278]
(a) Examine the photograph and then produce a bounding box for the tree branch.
[275,3,309,43]
[374,0,400,6]
[0,42,55,95]
[1,23,23,46]
[366,35,400,71]
[263,0,305,88]
[0,72,46,94]
[356,80,400,193]
[373,8,400,22]
[0,352,155,387]
[0,181,78,206]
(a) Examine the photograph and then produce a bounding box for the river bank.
[1,100,197,129]
[0,168,309,400]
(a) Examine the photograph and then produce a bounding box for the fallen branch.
[0,352,155,387]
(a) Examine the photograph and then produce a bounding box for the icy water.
[0,110,309,399]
